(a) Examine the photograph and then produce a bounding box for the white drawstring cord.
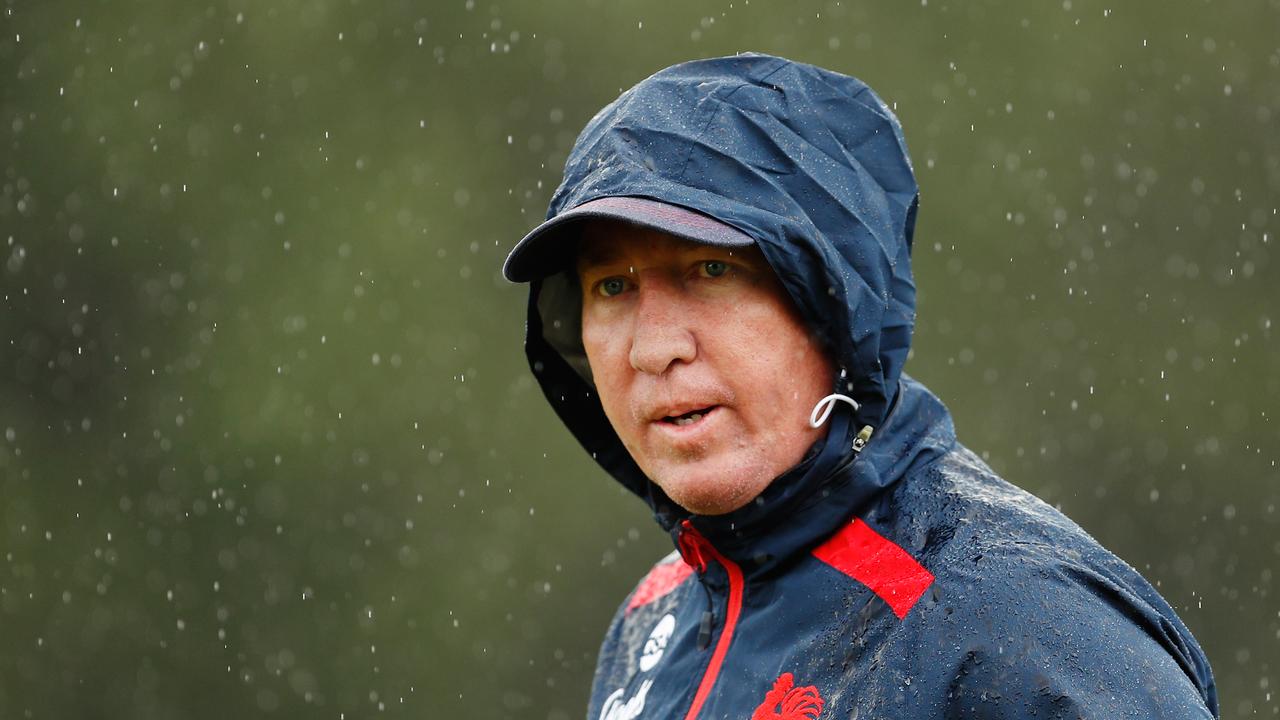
[808,393,860,428]
[809,392,876,453]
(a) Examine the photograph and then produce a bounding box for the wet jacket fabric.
[517,54,1218,719]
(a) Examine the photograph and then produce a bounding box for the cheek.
[581,318,632,419]
[730,311,832,411]
[581,311,617,372]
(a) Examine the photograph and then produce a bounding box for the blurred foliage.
[1,0,1277,717]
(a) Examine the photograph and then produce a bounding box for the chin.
[651,460,771,516]
[671,494,746,516]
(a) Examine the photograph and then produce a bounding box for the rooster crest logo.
[750,673,824,720]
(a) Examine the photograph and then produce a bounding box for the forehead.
[574,219,760,271]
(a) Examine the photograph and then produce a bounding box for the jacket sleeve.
[938,552,1218,720]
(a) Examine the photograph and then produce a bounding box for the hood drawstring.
[809,393,875,454]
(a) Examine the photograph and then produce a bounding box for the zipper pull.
[696,610,713,650]
[680,521,716,651]
[852,424,874,453]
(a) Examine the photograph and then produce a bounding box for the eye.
[699,260,730,278]
[596,277,628,297]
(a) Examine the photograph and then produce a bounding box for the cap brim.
[502,196,756,282]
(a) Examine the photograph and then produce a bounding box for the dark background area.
[2,0,1277,717]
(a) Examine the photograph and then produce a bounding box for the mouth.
[659,405,719,427]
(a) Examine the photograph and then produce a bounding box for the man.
[504,54,1218,719]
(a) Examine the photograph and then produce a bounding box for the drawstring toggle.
[809,393,875,454]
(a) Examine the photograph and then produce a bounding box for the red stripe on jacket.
[679,524,744,720]
[626,559,694,614]
[812,519,934,619]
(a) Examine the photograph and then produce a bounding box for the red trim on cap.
[812,519,934,619]
[625,560,695,614]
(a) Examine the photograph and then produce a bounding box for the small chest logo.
[639,613,675,672]
[750,673,824,720]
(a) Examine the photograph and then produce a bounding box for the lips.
[662,406,718,426]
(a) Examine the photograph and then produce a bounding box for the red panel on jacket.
[626,559,694,614]
[812,519,933,619]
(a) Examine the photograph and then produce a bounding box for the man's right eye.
[597,277,628,297]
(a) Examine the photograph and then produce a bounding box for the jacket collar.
[671,375,956,577]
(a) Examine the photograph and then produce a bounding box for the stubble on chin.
[653,453,776,516]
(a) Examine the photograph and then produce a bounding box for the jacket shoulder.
[623,550,693,615]
[879,445,1218,717]
[888,445,1154,575]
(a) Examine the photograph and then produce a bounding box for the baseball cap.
[502,196,756,283]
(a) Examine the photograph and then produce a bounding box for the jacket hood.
[519,53,923,544]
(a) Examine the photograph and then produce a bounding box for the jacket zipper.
[677,520,744,720]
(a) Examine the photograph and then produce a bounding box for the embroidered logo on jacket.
[599,679,653,720]
[639,613,675,671]
[750,673,823,720]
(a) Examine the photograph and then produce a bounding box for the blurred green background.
[2,0,1277,717]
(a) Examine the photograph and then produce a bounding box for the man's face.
[576,220,835,516]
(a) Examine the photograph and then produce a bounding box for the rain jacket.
[515,54,1218,720]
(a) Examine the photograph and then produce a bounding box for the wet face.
[577,221,835,516]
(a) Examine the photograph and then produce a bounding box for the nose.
[629,278,697,376]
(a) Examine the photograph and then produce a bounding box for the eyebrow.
[575,239,626,271]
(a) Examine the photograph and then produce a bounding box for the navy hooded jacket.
[509,54,1218,720]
